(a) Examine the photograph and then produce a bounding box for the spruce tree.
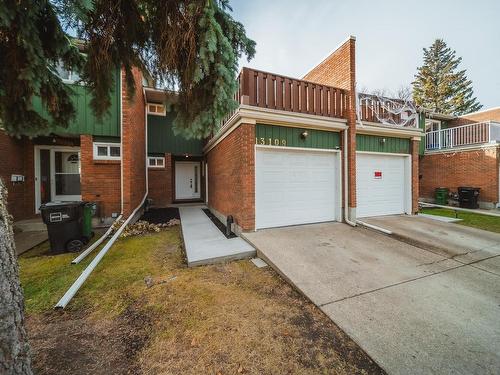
[1,0,256,138]
[0,1,254,373]
[413,39,481,115]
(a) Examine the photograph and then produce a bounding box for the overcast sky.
[231,0,499,109]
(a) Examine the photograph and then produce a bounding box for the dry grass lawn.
[20,228,383,375]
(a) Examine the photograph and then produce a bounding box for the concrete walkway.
[14,218,48,255]
[179,206,255,267]
[244,222,500,374]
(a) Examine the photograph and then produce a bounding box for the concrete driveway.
[243,221,500,374]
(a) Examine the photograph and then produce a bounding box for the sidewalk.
[179,206,255,267]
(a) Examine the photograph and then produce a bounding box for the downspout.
[56,75,150,308]
[120,69,124,214]
[344,128,356,227]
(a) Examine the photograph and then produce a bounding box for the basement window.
[148,156,165,168]
[147,103,166,116]
[93,142,121,160]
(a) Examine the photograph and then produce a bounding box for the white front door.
[356,152,411,218]
[175,161,201,200]
[255,147,340,229]
[35,146,82,212]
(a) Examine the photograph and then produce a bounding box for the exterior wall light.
[301,130,309,139]
[380,137,386,144]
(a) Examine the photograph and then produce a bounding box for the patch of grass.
[420,207,500,233]
[21,228,383,375]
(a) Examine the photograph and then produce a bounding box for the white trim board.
[204,105,347,153]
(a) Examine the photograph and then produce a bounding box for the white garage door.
[256,147,339,229]
[356,152,410,218]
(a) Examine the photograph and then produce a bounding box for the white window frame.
[148,156,165,168]
[425,120,441,133]
[147,103,166,116]
[93,142,121,160]
[54,62,82,84]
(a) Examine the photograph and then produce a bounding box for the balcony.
[425,121,500,151]
[357,93,419,129]
[224,67,349,124]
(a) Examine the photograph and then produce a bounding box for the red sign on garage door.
[374,171,382,179]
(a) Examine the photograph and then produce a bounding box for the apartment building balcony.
[425,121,500,151]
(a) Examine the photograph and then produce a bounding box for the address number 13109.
[255,137,287,146]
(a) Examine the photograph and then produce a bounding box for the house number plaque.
[255,137,287,146]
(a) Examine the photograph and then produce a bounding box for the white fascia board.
[204,106,348,153]
[356,122,423,139]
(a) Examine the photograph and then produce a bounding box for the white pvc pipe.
[344,129,356,227]
[55,77,150,309]
[55,195,146,309]
[356,220,392,235]
[71,215,122,264]
[419,202,500,218]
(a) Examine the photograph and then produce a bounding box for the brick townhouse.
[420,107,500,208]
[205,36,422,232]
[1,36,423,232]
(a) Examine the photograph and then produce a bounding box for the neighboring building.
[420,107,500,208]
[1,35,423,232]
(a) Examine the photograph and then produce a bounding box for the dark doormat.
[202,208,237,239]
[140,208,180,224]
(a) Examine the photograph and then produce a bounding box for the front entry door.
[35,147,81,212]
[175,161,201,200]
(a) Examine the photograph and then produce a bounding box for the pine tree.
[413,39,481,115]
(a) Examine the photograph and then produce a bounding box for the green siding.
[255,124,340,149]
[32,69,121,137]
[147,113,204,155]
[356,134,410,154]
[419,113,426,155]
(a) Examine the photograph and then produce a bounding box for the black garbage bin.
[458,187,480,209]
[40,202,85,253]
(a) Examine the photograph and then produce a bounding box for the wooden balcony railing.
[226,67,349,121]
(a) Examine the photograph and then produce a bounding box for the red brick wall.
[207,124,255,231]
[448,108,500,128]
[121,68,146,216]
[0,132,34,220]
[411,139,420,213]
[80,135,121,218]
[419,147,498,204]
[303,36,355,92]
[303,37,357,211]
[147,153,172,207]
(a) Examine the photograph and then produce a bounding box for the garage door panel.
[356,153,409,218]
[256,148,337,229]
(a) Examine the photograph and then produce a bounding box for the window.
[93,142,121,160]
[147,103,166,116]
[55,62,81,84]
[425,120,441,133]
[148,156,165,168]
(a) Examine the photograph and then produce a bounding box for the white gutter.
[120,70,124,213]
[356,220,392,235]
[55,194,146,309]
[56,77,150,309]
[70,217,122,264]
[420,202,500,218]
[343,129,356,227]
